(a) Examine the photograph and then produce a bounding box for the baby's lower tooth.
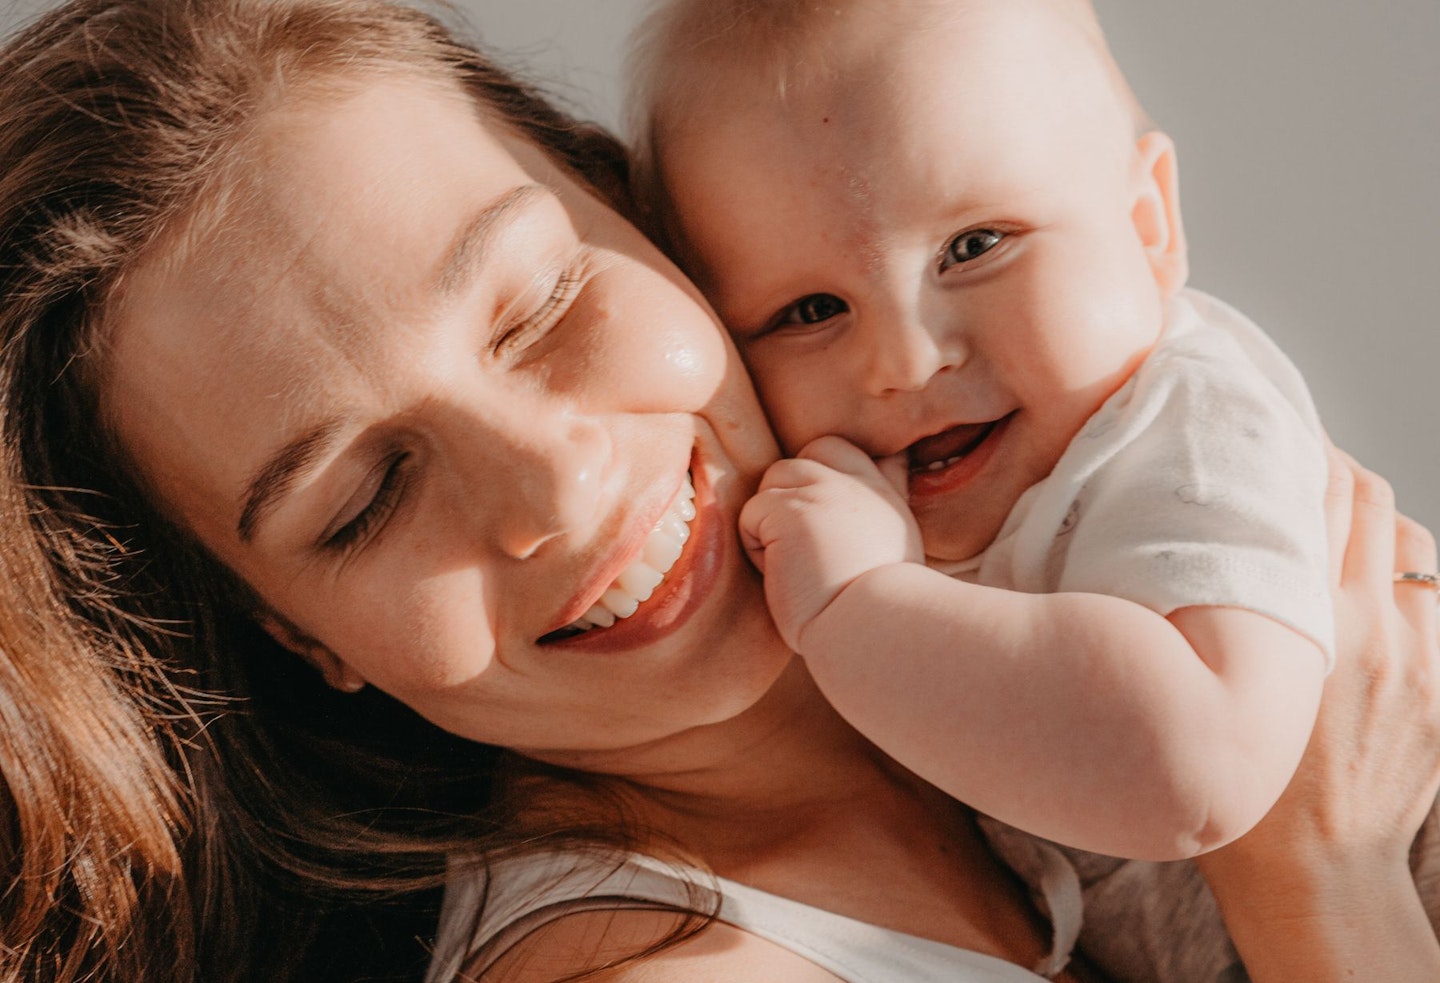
[676,497,696,522]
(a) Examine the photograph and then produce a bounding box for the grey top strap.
[427,848,1080,982]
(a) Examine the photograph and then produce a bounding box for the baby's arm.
[810,567,1324,859]
[742,436,1325,861]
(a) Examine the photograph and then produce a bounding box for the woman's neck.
[510,658,1062,971]
[639,669,914,844]
[521,658,920,856]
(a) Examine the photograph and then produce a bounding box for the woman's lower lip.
[550,453,724,653]
[907,414,1013,503]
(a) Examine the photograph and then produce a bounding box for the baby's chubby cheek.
[729,353,827,454]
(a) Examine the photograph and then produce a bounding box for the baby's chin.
[909,422,1073,566]
[915,507,1011,567]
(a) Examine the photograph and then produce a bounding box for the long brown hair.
[0,1,633,979]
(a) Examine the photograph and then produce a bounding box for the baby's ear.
[257,612,366,694]
[1130,130,1188,299]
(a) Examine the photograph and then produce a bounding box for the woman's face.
[103,76,785,760]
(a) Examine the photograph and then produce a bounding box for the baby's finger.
[794,434,881,479]
[875,453,911,500]
[736,494,770,573]
[755,455,836,493]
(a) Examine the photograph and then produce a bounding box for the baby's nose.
[864,312,963,396]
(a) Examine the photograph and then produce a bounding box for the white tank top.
[425,848,1082,982]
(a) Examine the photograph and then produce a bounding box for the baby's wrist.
[796,561,926,657]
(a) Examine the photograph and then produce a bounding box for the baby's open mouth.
[906,416,1007,473]
[538,473,696,643]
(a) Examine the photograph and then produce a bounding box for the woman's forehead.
[239,79,524,258]
[126,76,566,359]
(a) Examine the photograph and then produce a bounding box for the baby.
[628,0,1440,979]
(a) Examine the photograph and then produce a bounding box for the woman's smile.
[541,448,731,654]
[543,469,697,641]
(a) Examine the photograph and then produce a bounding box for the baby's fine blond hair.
[626,0,1150,199]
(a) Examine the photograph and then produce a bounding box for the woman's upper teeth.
[566,474,695,634]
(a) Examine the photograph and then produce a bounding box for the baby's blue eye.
[943,229,1004,269]
[784,293,848,325]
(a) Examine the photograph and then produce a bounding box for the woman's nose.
[860,307,965,396]
[460,402,611,560]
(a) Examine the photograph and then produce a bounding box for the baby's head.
[631,0,1188,561]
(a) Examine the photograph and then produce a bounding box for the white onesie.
[941,289,1440,980]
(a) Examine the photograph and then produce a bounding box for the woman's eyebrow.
[237,418,345,542]
[436,182,550,295]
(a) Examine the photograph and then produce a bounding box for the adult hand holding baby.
[1198,449,1440,982]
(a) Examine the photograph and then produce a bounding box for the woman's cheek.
[343,566,498,695]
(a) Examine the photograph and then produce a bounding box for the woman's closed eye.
[940,227,1006,271]
[322,452,412,554]
[493,264,583,356]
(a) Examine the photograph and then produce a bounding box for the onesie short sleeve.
[974,290,1334,666]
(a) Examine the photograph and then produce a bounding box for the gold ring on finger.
[1394,571,1440,593]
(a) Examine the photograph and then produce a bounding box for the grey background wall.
[4,1,1437,531]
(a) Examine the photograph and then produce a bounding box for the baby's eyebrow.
[435,182,550,295]
[237,418,345,542]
